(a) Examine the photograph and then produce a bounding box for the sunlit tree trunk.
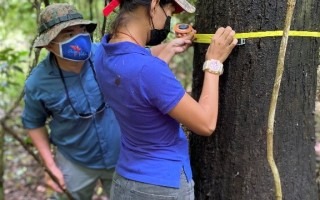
[190,0,320,199]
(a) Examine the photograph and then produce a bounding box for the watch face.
[203,59,223,75]
[210,61,219,70]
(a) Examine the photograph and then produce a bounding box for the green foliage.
[72,0,106,40]
[0,48,27,109]
[0,0,38,111]
[0,0,36,41]
[0,130,3,200]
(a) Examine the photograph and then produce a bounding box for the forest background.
[0,0,319,200]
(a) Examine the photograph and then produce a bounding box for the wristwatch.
[202,59,224,75]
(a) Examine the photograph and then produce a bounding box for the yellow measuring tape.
[194,30,320,43]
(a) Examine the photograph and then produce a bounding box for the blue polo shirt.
[22,44,121,169]
[94,35,192,188]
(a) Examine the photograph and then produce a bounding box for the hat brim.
[173,0,196,13]
[34,19,97,48]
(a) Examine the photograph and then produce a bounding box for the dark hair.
[110,0,173,34]
[159,0,174,7]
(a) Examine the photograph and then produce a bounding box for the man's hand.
[45,165,66,193]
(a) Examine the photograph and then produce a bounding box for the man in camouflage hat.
[22,3,121,199]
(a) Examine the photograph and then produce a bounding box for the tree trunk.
[190,1,320,199]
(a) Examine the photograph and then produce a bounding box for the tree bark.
[190,1,320,199]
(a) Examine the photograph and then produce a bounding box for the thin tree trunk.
[266,1,296,199]
[190,0,320,199]
[101,0,110,37]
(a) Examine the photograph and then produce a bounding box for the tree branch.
[1,122,41,164]
[266,0,296,199]
[1,122,74,200]
[101,0,110,38]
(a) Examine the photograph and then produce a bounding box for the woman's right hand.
[206,26,238,63]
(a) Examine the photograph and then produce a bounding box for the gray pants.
[110,170,194,200]
[54,151,114,200]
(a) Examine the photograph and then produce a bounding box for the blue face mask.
[54,33,92,62]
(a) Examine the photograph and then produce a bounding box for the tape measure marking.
[194,31,320,44]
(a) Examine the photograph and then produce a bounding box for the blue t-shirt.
[22,44,121,169]
[94,35,192,188]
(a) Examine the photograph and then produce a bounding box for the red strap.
[103,0,120,16]
[173,3,184,13]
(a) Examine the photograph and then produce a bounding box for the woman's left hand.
[157,29,196,63]
[170,28,196,54]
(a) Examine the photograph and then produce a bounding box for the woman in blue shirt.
[95,0,238,199]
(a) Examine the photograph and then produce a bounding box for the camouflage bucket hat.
[173,0,195,13]
[34,3,97,48]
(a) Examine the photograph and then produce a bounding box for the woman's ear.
[150,0,160,17]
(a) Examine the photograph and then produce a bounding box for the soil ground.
[3,135,108,200]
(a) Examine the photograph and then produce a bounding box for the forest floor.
[3,136,108,200]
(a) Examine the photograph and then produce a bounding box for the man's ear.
[45,42,54,52]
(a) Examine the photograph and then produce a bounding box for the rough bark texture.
[190,1,320,200]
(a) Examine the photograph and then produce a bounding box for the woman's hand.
[168,31,195,54]
[205,26,238,63]
[157,29,196,63]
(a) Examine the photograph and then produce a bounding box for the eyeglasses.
[57,59,105,119]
